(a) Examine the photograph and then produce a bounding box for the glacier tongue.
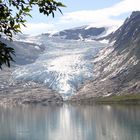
[13,37,106,99]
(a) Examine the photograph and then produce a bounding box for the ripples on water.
[0,104,140,140]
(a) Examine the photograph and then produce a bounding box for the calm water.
[0,104,140,140]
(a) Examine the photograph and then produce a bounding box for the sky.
[21,0,140,35]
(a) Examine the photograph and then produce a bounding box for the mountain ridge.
[70,11,140,102]
[0,11,140,104]
[51,25,119,41]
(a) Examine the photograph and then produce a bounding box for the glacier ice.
[13,36,106,99]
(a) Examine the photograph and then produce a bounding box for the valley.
[0,11,140,105]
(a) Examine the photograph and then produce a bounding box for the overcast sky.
[21,0,140,35]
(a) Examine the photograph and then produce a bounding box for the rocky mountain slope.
[71,11,140,101]
[0,37,45,65]
[52,26,109,40]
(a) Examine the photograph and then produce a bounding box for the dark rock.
[53,26,105,40]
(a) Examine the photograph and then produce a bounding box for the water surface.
[0,104,140,140]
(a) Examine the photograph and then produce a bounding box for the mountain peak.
[109,11,140,46]
[72,11,140,100]
[52,26,106,40]
[131,11,140,17]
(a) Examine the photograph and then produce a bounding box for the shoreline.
[68,94,140,105]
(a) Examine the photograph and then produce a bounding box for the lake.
[0,104,140,140]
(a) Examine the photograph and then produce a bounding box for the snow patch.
[34,46,40,50]
[99,39,109,44]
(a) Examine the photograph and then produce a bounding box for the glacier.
[12,36,107,99]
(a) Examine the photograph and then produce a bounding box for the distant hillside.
[52,26,107,40]
[0,38,45,66]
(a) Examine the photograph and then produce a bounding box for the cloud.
[22,0,140,34]
[21,23,57,35]
[60,0,140,27]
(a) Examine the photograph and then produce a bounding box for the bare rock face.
[0,69,63,105]
[52,26,105,40]
[71,11,140,101]
[0,37,45,65]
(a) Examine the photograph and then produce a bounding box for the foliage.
[0,0,65,68]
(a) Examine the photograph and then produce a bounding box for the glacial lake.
[0,104,140,140]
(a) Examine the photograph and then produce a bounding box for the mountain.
[1,11,140,104]
[0,34,106,105]
[0,37,45,66]
[52,25,111,40]
[71,11,140,102]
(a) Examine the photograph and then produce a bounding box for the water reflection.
[0,104,140,140]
